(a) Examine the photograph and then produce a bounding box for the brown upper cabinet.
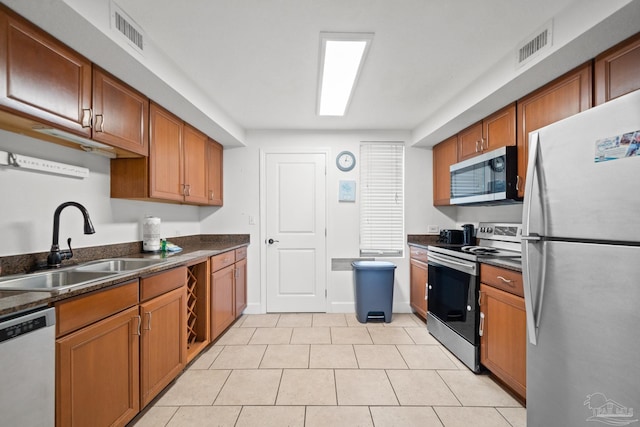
[111,102,223,206]
[516,62,592,198]
[432,134,458,206]
[0,6,149,156]
[595,32,640,106]
[0,6,92,137]
[92,66,149,156]
[148,103,185,202]
[207,140,224,206]
[183,125,210,205]
[457,103,516,161]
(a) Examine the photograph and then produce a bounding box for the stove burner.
[461,246,521,258]
[462,246,499,254]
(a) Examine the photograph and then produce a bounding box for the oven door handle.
[427,252,477,274]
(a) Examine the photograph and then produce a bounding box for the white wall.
[200,130,458,314]
[0,130,201,257]
[1,127,521,315]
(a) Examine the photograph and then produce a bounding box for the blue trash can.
[352,261,396,323]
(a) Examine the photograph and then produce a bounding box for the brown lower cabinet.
[54,250,248,425]
[211,248,248,340]
[211,263,236,340]
[56,283,140,427]
[56,267,187,427]
[409,246,428,319]
[235,247,248,315]
[140,286,187,408]
[479,265,526,400]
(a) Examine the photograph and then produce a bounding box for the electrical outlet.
[427,225,440,234]
[249,215,256,225]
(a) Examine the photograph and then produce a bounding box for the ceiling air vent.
[110,1,145,54]
[516,20,552,68]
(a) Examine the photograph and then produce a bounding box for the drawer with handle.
[409,246,428,263]
[480,264,523,297]
[211,250,236,272]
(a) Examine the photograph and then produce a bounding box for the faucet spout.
[47,202,95,268]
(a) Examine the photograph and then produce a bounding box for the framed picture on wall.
[339,180,356,202]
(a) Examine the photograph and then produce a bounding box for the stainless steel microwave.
[449,146,520,205]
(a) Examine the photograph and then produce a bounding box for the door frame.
[259,148,329,313]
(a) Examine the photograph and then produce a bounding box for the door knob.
[267,238,279,244]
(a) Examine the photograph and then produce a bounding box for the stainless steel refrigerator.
[522,89,640,427]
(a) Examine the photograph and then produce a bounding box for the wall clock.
[336,151,356,171]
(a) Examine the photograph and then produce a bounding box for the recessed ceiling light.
[317,32,373,116]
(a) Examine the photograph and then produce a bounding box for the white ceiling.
[2,0,640,146]
[117,0,574,131]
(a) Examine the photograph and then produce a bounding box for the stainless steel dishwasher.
[0,306,55,426]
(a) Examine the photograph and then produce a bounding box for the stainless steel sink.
[0,270,118,293]
[0,258,168,293]
[74,258,168,273]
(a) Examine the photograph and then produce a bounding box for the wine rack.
[185,259,210,362]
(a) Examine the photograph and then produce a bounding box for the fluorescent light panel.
[318,32,373,116]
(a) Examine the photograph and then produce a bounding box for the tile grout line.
[434,369,464,408]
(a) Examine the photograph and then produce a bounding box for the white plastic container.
[142,216,161,252]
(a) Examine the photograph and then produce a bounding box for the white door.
[265,152,327,312]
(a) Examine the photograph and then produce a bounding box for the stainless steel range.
[426,222,521,372]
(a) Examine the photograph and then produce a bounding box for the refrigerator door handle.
[522,240,546,345]
[522,132,540,237]
[522,131,546,346]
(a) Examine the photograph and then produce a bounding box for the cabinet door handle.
[209,190,214,200]
[81,108,93,128]
[475,140,480,152]
[478,290,482,306]
[135,315,141,336]
[497,275,514,286]
[479,312,485,336]
[516,175,521,192]
[424,282,428,300]
[95,114,105,132]
[481,138,486,151]
[186,185,191,196]
[144,312,152,331]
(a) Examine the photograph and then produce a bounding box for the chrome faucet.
[47,202,95,268]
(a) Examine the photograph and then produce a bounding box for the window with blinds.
[359,142,405,257]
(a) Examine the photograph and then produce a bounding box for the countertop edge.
[0,242,249,317]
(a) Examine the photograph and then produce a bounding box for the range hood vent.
[110,1,145,54]
[516,20,553,68]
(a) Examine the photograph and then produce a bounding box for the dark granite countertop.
[0,234,249,317]
[479,257,522,272]
[407,234,440,249]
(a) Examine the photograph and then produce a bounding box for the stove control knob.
[486,227,493,233]
[467,305,472,312]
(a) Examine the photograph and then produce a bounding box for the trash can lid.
[351,261,397,270]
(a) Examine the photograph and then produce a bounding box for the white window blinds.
[359,142,405,257]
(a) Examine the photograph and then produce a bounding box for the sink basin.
[0,270,118,293]
[75,258,168,273]
[0,258,169,293]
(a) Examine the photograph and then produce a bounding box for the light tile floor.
[133,313,526,427]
